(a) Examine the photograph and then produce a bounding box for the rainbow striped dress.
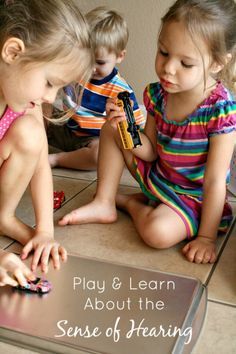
[134,82,236,238]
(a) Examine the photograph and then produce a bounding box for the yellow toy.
[117,91,142,149]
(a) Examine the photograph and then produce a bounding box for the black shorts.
[47,123,97,152]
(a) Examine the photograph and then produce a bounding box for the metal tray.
[0,255,207,354]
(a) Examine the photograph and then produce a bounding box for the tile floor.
[0,167,236,354]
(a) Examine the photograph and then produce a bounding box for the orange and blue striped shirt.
[63,68,145,136]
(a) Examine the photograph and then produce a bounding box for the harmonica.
[117,91,142,149]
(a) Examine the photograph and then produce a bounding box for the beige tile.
[227,188,236,202]
[230,201,236,215]
[52,184,220,284]
[0,236,14,250]
[0,342,39,354]
[6,181,229,286]
[53,176,92,203]
[52,167,97,181]
[4,241,22,254]
[14,177,92,228]
[207,226,236,305]
[119,167,140,187]
[193,301,236,354]
[52,166,140,187]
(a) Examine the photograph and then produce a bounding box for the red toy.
[53,191,65,210]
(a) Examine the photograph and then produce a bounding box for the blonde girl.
[0,0,93,286]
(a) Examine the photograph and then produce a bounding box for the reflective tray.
[0,255,207,354]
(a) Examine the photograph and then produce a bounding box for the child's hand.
[21,233,67,273]
[106,98,126,129]
[182,236,217,264]
[0,251,36,287]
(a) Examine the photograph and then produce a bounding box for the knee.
[10,116,45,155]
[141,219,173,249]
[0,212,10,230]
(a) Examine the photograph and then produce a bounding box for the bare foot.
[48,153,58,168]
[116,193,148,212]
[58,199,117,226]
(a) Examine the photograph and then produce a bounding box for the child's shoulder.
[145,82,163,97]
[203,82,236,119]
[114,69,135,93]
[206,81,235,105]
[143,82,164,109]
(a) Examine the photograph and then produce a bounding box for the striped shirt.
[63,68,145,137]
[134,82,236,237]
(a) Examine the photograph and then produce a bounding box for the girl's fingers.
[58,246,67,262]
[40,246,52,273]
[30,245,44,271]
[13,268,29,287]
[50,246,60,270]
[209,252,217,264]
[0,270,18,287]
[21,241,33,260]
[182,243,190,254]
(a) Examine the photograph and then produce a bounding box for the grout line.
[208,298,236,309]
[53,174,97,182]
[53,180,97,212]
[204,217,235,287]
[3,240,15,250]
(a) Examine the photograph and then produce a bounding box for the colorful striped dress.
[134,82,236,238]
[63,68,145,137]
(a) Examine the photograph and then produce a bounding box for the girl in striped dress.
[60,0,236,264]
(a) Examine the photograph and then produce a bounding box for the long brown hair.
[162,0,236,94]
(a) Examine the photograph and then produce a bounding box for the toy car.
[53,190,65,210]
[16,277,52,294]
[117,91,142,149]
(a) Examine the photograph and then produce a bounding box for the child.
[0,0,93,286]
[47,6,145,170]
[59,0,236,264]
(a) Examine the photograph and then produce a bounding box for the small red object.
[53,191,65,210]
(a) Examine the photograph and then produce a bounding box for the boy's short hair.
[86,6,129,57]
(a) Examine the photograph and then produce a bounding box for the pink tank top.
[0,106,24,140]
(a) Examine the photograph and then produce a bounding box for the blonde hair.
[162,0,236,94]
[0,0,94,122]
[86,6,129,57]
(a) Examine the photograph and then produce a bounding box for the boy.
[47,6,145,170]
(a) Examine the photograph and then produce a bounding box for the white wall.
[76,0,174,102]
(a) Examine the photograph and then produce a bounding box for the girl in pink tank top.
[0,0,93,287]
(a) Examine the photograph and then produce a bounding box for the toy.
[117,91,142,149]
[16,277,52,294]
[53,190,65,210]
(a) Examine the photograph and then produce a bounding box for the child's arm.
[0,249,35,287]
[21,128,67,272]
[106,99,157,162]
[183,131,236,263]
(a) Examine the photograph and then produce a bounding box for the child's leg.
[0,116,45,244]
[49,138,99,170]
[59,122,136,225]
[116,193,187,248]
